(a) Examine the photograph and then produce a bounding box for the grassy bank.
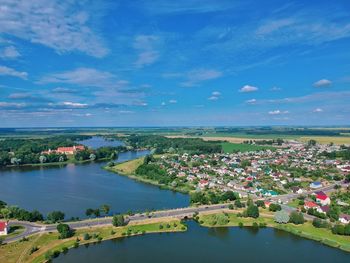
[0,218,186,263]
[199,211,350,253]
[105,157,191,194]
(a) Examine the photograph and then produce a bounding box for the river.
[0,137,189,218]
[54,221,349,263]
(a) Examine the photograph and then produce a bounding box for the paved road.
[4,182,346,244]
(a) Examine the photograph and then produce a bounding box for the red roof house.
[304,201,318,210]
[0,221,8,236]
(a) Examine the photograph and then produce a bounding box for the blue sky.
[0,0,350,127]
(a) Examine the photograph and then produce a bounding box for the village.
[151,140,350,225]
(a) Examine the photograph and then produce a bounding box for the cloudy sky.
[0,0,350,127]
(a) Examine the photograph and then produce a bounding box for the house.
[339,214,350,224]
[291,186,303,194]
[315,192,331,206]
[310,181,322,189]
[199,180,209,188]
[0,221,8,236]
[304,201,318,210]
[316,206,330,214]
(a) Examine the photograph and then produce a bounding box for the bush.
[57,223,74,239]
[269,203,282,212]
[246,205,259,218]
[73,242,79,248]
[83,233,91,240]
[62,247,68,254]
[312,218,329,228]
[252,222,259,229]
[289,211,304,225]
[238,222,244,227]
[274,210,290,224]
[159,224,163,229]
[112,215,126,227]
[228,204,234,210]
[29,246,39,255]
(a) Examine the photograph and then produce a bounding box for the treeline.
[320,149,350,160]
[74,146,126,162]
[126,135,222,154]
[0,135,91,167]
[190,190,239,205]
[243,139,284,145]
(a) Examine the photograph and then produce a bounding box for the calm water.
[0,138,189,218]
[78,137,124,149]
[54,221,349,263]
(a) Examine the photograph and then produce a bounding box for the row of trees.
[126,135,222,154]
[85,204,111,218]
[190,191,239,205]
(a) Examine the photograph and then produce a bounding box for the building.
[339,214,350,224]
[315,192,331,206]
[42,145,85,155]
[310,181,322,189]
[0,221,8,236]
[304,201,318,210]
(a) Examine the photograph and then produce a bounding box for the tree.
[289,211,304,225]
[308,139,317,146]
[93,209,100,218]
[85,208,94,218]
[47,211,65,223]
[274,210,290,224]
[269,203,282,212]
[101,204,110,216]
[89,153,96,161]
[246,204,259,218]
[255,200,265,208]
[57,223,74,239]
[39,155,47,164]
[112,215,126,227]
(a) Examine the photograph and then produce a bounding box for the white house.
[0,221,8,236]
[339,214,350,224]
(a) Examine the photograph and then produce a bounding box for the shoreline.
[104,158,191,194]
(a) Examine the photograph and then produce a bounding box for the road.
[3,182,346,244]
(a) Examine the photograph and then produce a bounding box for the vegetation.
[289,211,305,225]
[57,224,74,239]
[112,215,126,227]
[47,211,65,223]
[125,134,222,154]
[221,142,275,153]
[274,210,290,224]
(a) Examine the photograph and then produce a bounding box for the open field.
[111,157,145,175]
[299,136,350,145]
[0,218,185,263]
[221,142,275,153]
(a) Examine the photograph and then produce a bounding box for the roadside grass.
[221,142,275,153]
[0,219,186,263]
[286,199,301,208]
[0,226,25,242]
[199,211,350,252]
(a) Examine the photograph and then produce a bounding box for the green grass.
[221,142,275,153]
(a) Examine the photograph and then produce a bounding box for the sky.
[0,0,350,127]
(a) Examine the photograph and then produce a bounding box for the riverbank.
[198,210,350,253]
[0,218,186,263]
[105,157,191,194]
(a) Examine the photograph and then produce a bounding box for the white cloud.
[245,98,257,104]
[313,108,323,113]
[0,0,108,57]
[0,46,21,59]
[161,102,166,106]
[0,102,26,108]
[268,110,289,115]
[270,86,282,91]
[181,69,223,87]
[169,99,177,104]
[0,65,28,79]
[239,85,258,93]
[38,67,121,89]
[208,96,218,101]
[212,91,221,96]
[133,35,160,68]
[313,79,332,88]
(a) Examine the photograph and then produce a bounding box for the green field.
[221,142,275,153]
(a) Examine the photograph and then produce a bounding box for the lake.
[54,221,349,263]
[0,137,189,218]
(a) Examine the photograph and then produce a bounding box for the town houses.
[147,140,350,225]
[41,145,85,155]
